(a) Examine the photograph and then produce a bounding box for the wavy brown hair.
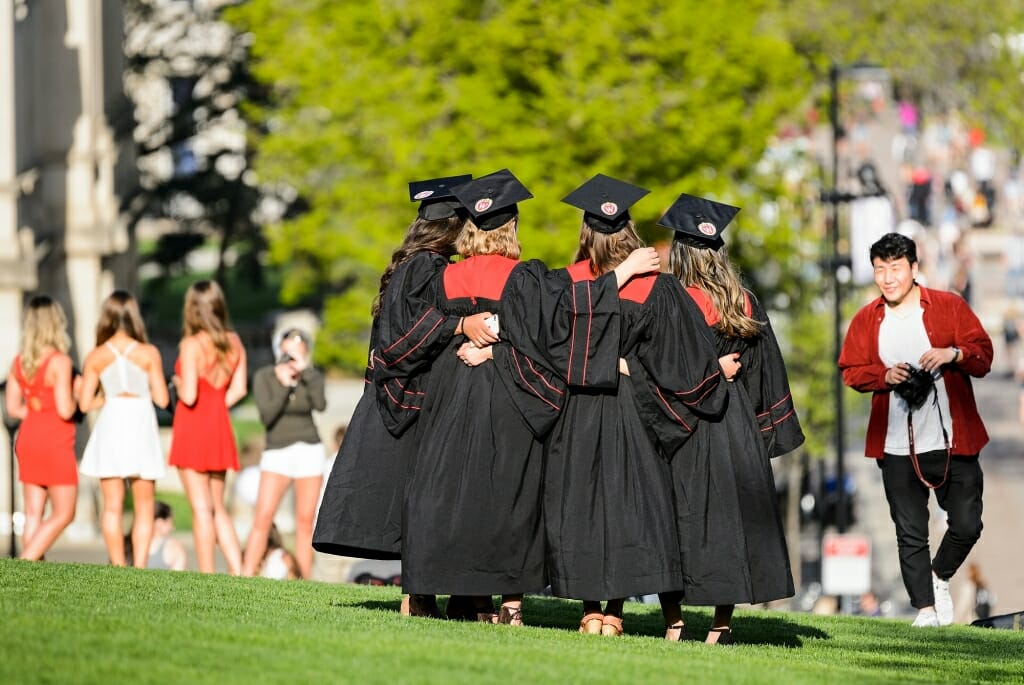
[95,290,148,346]
[19,295,71,378]
[669,241,762,339]
[182,280,233,360]
[371,215,464,318]
[572,219,643,275]
[455,217,521,259]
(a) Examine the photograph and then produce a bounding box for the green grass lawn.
[1,560,1021,685]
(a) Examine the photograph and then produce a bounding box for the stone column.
[0,0,38,550]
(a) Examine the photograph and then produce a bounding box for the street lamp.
[824,61,889,534]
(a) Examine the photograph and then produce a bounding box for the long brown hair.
[95,290,148,346]
[455,217,521,259]
[371,215,464,318]
[669,241,762,339]
[572,219,643,275]
[182,280,233,360]
[19,295,71,378]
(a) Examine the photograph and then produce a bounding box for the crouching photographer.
[839,232,993,628]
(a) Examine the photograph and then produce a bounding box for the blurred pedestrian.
[5,296,79,560]
[148,500,188,571]
[839,233,992,628]
[241,327,326,580]
[78,291,169,567]
[258,523,299,580]
[168,280,247,574]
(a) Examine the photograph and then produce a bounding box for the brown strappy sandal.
[600,614,624,637]
[579,612,604,635]
[497,604,524,626]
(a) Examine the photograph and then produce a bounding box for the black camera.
[893,365,935,411]
[277,353,294,365]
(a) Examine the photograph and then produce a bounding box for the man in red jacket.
[839,232,992,628]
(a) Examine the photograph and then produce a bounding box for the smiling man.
[838,232,993,628]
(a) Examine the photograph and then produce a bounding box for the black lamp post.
[0,379,19,558]
[824,61,889,534]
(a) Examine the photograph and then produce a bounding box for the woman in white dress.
[79,290,170,567]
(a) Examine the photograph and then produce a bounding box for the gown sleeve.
[373,252,458,437]
[626,276,728,457]
[501,260,621,390]
[491,342,568,438]
[742,292,805,458]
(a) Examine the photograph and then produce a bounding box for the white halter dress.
[80,342,166,480]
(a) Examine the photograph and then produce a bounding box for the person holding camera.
[839,232,992,628]
[242,327,326,580]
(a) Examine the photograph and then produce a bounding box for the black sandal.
[707,627,734,646]
[665,622,688,641]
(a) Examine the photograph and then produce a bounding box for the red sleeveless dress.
[168,339,241,472]
[13,353,77,486]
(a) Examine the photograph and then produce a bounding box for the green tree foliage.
[225,0,811,371]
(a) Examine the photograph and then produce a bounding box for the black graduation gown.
[633,286,801,605]
[543,267,727,601]
[312,252,456,559]
[400,254,622,596]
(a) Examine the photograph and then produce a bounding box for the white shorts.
[259,442,327,479]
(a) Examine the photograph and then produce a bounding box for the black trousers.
[879,451,984,609]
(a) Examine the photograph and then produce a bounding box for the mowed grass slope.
[1,559,1020,685]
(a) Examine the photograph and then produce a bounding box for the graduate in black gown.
[397,169,660,625]
[537,175,727,638]
[641,194,803,645]
[312,175,499,618]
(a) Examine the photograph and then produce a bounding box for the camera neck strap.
[905,385,951,490]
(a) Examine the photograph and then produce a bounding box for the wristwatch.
[951,346,961,363]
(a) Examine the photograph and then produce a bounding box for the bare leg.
[209,471,242,575]
[20,484,77,560]
[130,479,156,568]
[179,468,216,573]
[21,483,47,552]
[292,474,322,579]
[659,593,686,641]
[241,471,291,576]
[99,478,127,566]
[706,604,735,644]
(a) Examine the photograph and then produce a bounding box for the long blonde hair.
[182,280,233,360]
[455,218,521,259]
[669,241,762,338]
[19,295,71,378]
[573,220,643,275]
[95,290,148,346]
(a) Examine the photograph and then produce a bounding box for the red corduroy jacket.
[838,286,993,458]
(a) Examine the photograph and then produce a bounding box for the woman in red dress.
[4,295,79,560]
[168,280,247,574]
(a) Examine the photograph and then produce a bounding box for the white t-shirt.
[877,303,954,454]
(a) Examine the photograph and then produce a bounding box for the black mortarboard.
[657,193,741,250]
[561,174,650,234]
[451,168,533,231]
[409,175,473,220]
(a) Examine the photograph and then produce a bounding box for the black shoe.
[707,627,734,646]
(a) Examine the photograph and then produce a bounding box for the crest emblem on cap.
[413,190,434,200]
[600,202,618,216]
[698,221,717,236]
[475,198,493,213]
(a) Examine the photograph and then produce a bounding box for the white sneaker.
[933,574,954,626]
[912,609,940,628]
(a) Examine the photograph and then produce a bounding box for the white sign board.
[822,533,871,596]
